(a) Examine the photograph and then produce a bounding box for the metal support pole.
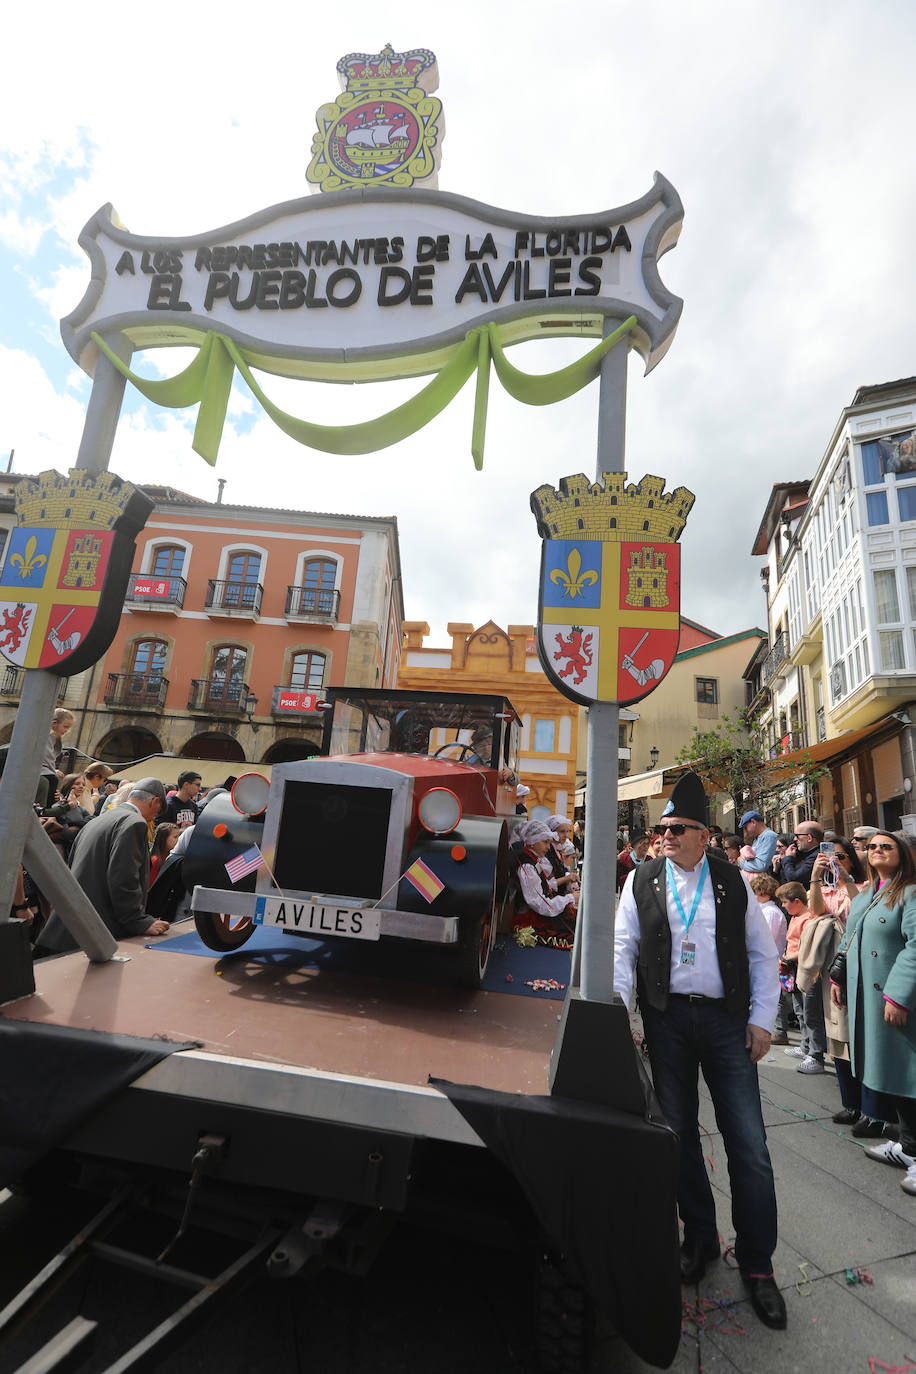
[577,324,628,1003]
[0,337,132,967]
[23,816,118,961]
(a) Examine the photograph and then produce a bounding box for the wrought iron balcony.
[188,678,254,714]
[760,632,790,687]
[125,573,187,611]
[104,672,169,710]
[284,585,340,621]
[205,579,263,617]
[1,667,68,701]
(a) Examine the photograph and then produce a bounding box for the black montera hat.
[662,771,707,825]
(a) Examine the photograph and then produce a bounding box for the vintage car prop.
[185,688,523,985]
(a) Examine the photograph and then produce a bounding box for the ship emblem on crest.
[306,44,444,193]
[0,469,152,676]
[530,472,695,706]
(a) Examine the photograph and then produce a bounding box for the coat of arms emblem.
[0,469,152,675]
[306,44,444,193]
[530,471,695,706]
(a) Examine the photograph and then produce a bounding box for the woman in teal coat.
[832,829,916,1197]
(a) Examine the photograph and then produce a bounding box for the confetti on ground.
[681,1289,746,1348]
[524,978,566,992]
[845,1267,874,1286]
[867,1361,916,1374]
[797,1262,814,1297]
[504,974,514,983]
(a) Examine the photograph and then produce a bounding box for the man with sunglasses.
[614,771,784,1329]
[780,820,824,887]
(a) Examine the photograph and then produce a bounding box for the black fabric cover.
[432,1078,681,1370]
[0,1019,200,1189]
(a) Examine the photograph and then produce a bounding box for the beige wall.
[629,631,765,827]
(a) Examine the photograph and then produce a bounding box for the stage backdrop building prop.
[0,470,153,676]
[60,43,683,473]
[531,471,695,706]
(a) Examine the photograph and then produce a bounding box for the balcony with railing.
[1,667,68,701]
[284,585,340,622]
[104,672,169,711]
[124,573,187,612]
[188,678,254,714]
[205,580,263,619]
[760,632,790,687]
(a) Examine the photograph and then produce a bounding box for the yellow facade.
[399,619,580,820]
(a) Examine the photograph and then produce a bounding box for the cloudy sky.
[1,1,914,648]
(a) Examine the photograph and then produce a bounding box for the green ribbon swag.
[91,315,636,471]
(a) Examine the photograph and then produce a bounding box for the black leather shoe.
[832,1108,861,1126]
[743,1275,787,1329]
[852,1116,888,1138]
[680,1237,720,1284]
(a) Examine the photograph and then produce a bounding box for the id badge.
[679,941,696,967]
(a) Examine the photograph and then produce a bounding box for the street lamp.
[244,693,259,733]
[648,746,659,771]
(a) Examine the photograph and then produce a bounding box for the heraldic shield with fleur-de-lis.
[0,469,152,676]
[530,471,695,707]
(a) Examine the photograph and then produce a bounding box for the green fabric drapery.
[91,315,636,471]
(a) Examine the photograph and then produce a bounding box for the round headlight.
[231,772,270,817]
[418,787,462,835]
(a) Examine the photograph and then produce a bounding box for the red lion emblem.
[553,626,593,685]
[0,603,32,654]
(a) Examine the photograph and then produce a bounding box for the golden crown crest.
[16,468,141,531]
[530,472,695,544]
[336,44,439,94]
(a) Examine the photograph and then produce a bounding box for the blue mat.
[149,922,571,1000]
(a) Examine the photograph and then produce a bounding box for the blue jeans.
[791,985,826,1059]
[642,997,778,1276]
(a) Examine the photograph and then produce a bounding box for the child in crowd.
[149,822,181,886]
[776,881,827,1073]
[749,873,788,954]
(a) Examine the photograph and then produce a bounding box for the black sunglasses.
[652,822,705,837]
[866,842,897,852]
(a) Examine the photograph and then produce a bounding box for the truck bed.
[4,937,560,1146]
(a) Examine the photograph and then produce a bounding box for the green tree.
[675,711,828,826]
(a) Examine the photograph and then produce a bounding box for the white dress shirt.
[614,856,780,1030]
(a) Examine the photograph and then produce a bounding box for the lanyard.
[666,857,709,937]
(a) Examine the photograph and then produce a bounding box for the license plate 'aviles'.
[253,895,381,941]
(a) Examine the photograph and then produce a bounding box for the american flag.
[224,845,265,883]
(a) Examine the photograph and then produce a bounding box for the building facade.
[748,377,916,834]
[399,620,583,821]
[0,480,404,768]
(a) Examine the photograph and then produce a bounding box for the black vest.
[632,855,751,1016]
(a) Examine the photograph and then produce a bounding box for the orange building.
[0,481,403,768]
[399,620,580,820]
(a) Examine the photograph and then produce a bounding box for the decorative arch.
[180,732,246,762]
[140,537,192,581]
[280,641,331,691]
[260,737,321,766]
[215,542,269,585]
[463,620,512,672]
[94,726,163,766]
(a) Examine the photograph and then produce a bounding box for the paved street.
[1,1028,914,1373]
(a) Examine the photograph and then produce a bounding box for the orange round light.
[213,823,228,838]
[450,845,467,862]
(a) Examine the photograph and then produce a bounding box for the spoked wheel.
[194,910,256,952]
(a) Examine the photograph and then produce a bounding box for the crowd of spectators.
[615,806,916,1203]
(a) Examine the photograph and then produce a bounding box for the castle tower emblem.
[306,44,444,193]
[530,471,695,706]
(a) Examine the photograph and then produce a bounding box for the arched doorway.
[94,727,163,766]
[181,733,246,762]
[260,738,321,766]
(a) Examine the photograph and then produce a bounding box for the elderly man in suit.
[36,778,171,954]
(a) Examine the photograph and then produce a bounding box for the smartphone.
[819,842,833,853]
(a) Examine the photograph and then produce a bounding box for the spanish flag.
[404,857,445,903]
